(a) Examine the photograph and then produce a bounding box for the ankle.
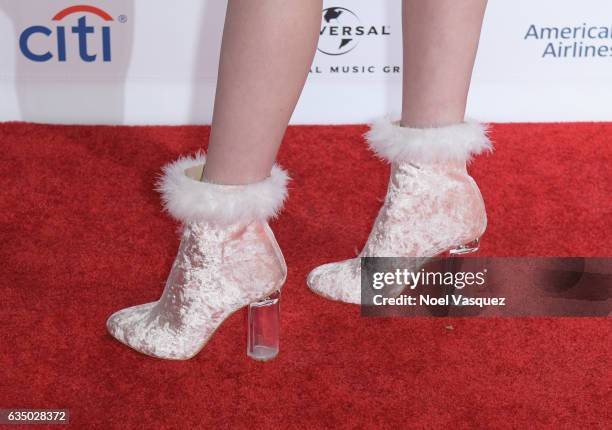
[200,167,269,186]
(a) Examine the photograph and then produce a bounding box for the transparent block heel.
[448,237,480,256]
[246,290,281,362]
[426,237,483,317]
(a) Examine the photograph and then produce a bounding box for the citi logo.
[19,5,117,62]
[318,7,391,56]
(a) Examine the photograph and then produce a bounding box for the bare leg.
[202,0,322,184]
[401,0,487,128]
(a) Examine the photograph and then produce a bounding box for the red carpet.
[0,122,610,429]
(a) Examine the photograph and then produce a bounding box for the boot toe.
[107,302,206,360]
[106,302,162,355]
[107,302,149,334]
[307,258,361,304]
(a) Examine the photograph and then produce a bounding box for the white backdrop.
[1,0,611,125]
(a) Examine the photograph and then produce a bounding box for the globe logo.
[318,7,361,56]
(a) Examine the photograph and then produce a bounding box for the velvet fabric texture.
[308,119,491,303]
[106,155,288,359]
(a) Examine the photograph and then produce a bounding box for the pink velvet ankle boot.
[307,118,492,304]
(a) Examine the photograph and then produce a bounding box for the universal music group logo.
[313,6,397,76]
[318,6,390,56]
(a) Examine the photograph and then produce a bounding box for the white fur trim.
[365,117,492,164]
[156,152,290,225]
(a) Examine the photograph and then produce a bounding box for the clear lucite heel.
[246,290,281,362]
[449,237,480,256]
[425,237,483,317]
